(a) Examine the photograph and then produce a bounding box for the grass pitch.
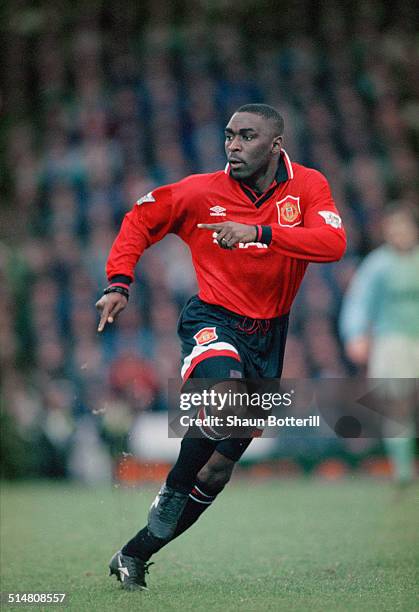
[1,478,418,611]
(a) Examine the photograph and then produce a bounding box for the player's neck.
[241,160,278,195]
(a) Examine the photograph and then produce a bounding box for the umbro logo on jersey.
[209,205,226,216]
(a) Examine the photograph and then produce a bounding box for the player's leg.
[384,435,416,485]
[168,312,291,540]
[167,355,253,538]
[171,438,253,539]
[109,432,219,590]
[382,386,416,487]
[110,355,244,589]
[368,337,417,489]
[110,295,265,588]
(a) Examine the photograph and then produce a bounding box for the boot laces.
[143,561,154,575]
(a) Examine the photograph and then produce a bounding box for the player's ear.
[272,136,282,153]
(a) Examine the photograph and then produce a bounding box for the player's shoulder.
[358,245,393,273]
[292,162,330,186]
[173,170,227,193]
[365,244,392,260]
[145,171,226,208]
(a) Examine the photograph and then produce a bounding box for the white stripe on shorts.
[180,341,239,379]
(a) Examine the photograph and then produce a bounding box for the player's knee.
[197,458,234,493]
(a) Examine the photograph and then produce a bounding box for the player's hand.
[345,336,370,366]
[197,222,257,249]
[95,293,128,332]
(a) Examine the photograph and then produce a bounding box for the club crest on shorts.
[194,327,218,345]
[276,195,301,227]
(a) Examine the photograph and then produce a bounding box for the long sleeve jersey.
[339,245,419,341]
[107,150,346,319]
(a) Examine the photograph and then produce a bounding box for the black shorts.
[178,296,289,381]
[177,296,289,461]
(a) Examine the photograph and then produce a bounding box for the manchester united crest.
[276,195,302,227]
[193,327,218,346]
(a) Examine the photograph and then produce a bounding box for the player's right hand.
[95,293,128,332]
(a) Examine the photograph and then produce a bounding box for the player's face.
[383,211,418,252]
[224,112,281,180]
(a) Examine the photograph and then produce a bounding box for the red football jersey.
[106,150,346,319]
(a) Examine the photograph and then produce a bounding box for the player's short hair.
[235,104,284,136]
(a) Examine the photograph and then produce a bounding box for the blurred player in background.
[340,203,419,488]
[96,104,346,590]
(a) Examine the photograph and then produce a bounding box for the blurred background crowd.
[1,0,418,480]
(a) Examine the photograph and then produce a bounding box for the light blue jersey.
[340,245,419,341]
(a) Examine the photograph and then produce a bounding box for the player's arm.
[96,185,176,331]
[198,172,346,261]
[260,172,346,261]
[197,222,257,249]
[339,253,383,365]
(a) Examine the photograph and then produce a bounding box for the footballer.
[96,104,346,590]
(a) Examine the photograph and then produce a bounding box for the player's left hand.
[197,222,257,249]
[345,336,370,366]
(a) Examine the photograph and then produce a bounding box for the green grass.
[1,478,418,611]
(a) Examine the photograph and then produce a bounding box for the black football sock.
[166,436,218,492]
[122,437,218,560]
[171,479,220,539]
[122,526,163,562]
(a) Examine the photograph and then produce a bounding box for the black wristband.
[103,286,129,301]
[260,225,272,245]
[109,275,132,286]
